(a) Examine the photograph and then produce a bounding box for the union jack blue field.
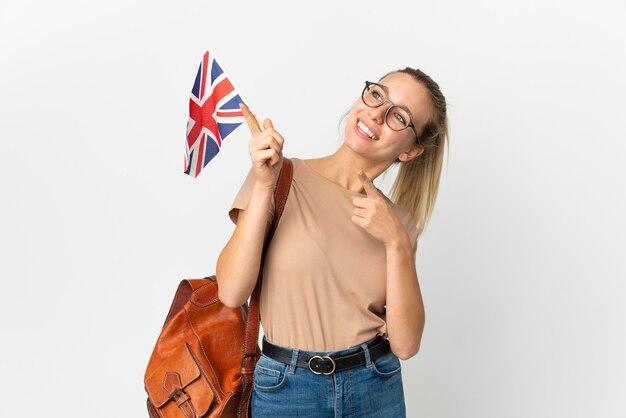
[184,49,247,178]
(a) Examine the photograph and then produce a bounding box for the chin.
[346,123,372,150]
[343,135,371,157]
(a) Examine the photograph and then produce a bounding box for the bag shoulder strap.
[267,157,293,244]
[238,158,292,418]
[243,158,292,352]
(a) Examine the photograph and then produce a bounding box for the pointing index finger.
[358,170,379,197]
[240,103,263,133]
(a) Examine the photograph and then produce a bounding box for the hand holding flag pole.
[239,102,285,189]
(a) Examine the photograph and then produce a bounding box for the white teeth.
[357,121,377,140]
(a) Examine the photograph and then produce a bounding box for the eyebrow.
[376,82,416,122]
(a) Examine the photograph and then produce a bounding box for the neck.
[317,145,394,194]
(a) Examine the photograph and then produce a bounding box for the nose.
[368,104,387,125]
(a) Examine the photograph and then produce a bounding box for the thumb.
[357,169,379,198]
[263,118,274,130]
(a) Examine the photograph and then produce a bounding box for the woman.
[216,67,448,417]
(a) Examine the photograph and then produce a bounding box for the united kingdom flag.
[184,50,247,178]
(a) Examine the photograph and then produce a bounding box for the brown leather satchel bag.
[144,158,293,418]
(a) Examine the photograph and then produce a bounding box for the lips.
[355,118,378,141]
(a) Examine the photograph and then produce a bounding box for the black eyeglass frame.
[361,81,420,143]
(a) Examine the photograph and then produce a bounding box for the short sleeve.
[228,165,276,226]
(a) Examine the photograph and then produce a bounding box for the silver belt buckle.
[308,355,336,375]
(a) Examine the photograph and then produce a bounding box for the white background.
[1,0,625,417]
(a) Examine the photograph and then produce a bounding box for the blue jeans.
[251,336,406,417]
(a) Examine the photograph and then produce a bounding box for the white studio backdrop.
[1,0,625,417]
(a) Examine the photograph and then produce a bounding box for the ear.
[397,144,425,162]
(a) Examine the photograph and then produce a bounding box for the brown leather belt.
[261,336,391,375]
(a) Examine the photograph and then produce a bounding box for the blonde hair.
[383,68,449,238]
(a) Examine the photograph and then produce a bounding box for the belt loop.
[288,348,299,374]
[360,341,373,368]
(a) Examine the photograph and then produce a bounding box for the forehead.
[378,72,432,127]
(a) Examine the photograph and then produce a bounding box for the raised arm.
[216,104,285,307]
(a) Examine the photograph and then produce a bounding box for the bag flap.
[145,344,214,412]
[190,280,220,307]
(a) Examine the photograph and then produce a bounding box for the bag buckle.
[241,352,258,368]
[308,355,336,375]
[168,387,188,402]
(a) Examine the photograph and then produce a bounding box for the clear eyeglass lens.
[363,84,411,131]
[386,107,410,131]
[363,84,386,107]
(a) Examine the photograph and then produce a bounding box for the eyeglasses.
[361,81,419,143]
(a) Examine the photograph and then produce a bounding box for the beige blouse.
[228,157,419,351]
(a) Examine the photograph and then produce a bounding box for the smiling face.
[345,72,433,164]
